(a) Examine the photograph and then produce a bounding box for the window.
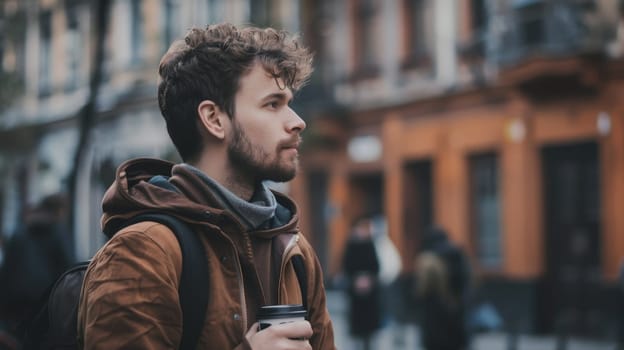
[162,0,179,51]
[130,0,144,65]
[469,0,487,49]
[516,1,545,47]
[250,0,270,27]
[469,153,502,269]
[353,0,379,77]
[470,0,487,32]
[39,11,52,96]
[206,0,224,25]
[248,0,297,32]
[458,0,487,68]
[65,4,81,91]
[402,0,432,69]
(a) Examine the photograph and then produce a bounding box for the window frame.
[468,151,504,272]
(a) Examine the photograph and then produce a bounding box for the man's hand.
[245,321,313,350]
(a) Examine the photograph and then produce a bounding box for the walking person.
[78,23,335,349]
[342,215,382,350]
[415,226,471,350]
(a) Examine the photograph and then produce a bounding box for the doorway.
[403,160,434,263]
[540,141,602,336]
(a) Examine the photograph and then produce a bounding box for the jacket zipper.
[203,222,249,335]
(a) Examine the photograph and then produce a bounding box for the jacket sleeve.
[77,224,184,349]
[299,235,337,350]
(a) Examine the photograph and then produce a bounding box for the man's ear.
[197,100,226,140]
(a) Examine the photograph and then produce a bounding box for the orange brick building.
[290,0,624,336]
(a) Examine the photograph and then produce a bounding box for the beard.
[227,120,299,183]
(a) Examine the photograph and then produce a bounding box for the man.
[77,23,335,349]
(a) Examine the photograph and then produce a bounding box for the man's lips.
[281,138,302,151]
[283,142,300,150]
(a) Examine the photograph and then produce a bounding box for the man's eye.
[267,101,279,109]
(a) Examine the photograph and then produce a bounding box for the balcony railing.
[470,0,611,67]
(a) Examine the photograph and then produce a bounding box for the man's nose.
[286,107,306,133]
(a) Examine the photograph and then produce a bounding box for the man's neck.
[222,173,255,201]
[190,155,255,201]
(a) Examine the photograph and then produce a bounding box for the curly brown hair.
[157,23,313,162]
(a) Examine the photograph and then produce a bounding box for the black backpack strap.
[291,255,308,312]
[127,214,208,350]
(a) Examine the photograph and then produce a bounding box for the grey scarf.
[181,164,277,230]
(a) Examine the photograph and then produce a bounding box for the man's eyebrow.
[261,92,293,103]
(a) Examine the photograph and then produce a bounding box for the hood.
[101,158,300,238]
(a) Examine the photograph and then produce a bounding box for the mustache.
[279,136,303,149]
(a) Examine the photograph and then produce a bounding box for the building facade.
[291,0,624,337]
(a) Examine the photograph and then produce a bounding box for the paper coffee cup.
[257,304,307,330]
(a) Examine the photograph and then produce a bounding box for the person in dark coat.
[0,193,74,342]
[342,215,381,350]
[415,226,471,350]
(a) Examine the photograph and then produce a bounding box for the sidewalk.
[326,290,618,350]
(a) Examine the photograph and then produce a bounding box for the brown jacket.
[77,159,335,349]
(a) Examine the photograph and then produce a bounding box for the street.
[326,290,618,350]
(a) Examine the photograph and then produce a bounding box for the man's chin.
[265,165,298,183]
[269,171,297,183]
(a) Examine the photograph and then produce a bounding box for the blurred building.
[1,0,623,338]
[290,0,624,338]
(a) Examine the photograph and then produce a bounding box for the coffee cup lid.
[257,304,307,320]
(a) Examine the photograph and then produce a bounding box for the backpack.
[19,213,308,350]
[20,213,209,350]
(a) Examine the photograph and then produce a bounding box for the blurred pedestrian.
[342,215,382,350]
[370,215,406,345]
[0,193,74,343]
[414,226,471,350]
